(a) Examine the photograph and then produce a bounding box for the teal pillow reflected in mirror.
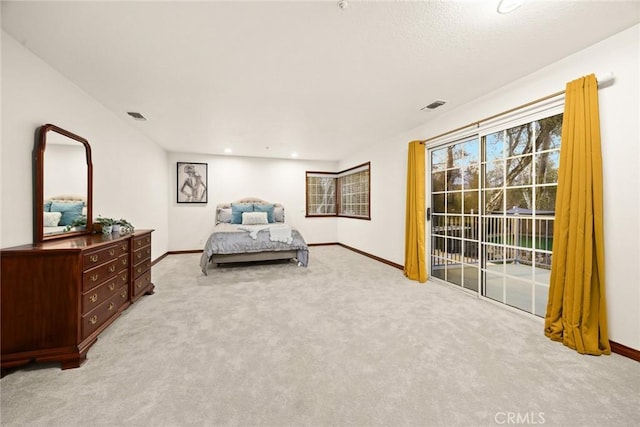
[50,201,84,226]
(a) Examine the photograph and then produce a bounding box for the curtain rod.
[421,72,614,144]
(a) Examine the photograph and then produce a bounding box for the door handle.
[426,207,431,221]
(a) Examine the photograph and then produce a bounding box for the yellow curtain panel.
[404,140,427,282]
[544,74,610,355]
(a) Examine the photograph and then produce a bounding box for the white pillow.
[241,211,268,225]
[274,206,285,222]
[44,211,62,227]
[217,208,232,224]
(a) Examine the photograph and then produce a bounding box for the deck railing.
[431,214,554,270]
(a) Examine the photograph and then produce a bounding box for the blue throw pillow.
[50,201,84,226]
[44,201,52,212]
[230,203,254,224]
[253,204,275,223]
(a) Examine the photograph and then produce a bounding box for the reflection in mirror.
[35,124,93,243]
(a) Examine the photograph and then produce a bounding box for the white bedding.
[237,223,293,243]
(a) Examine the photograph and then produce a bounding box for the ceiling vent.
[421,100,447,111]
[127,111,147,121]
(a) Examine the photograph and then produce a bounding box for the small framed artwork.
[177,162,208,203]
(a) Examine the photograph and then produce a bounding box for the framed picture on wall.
[177,162,208,203]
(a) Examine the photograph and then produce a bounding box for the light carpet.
[1,245,638,426]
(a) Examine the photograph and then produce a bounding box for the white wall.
[336,148,407,266]
[339,25,640,350]
[167,152,338,251]
[1,31,169,259]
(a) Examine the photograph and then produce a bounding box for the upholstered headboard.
[45,194,86,204]
[215,197,285,224]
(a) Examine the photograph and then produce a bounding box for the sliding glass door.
[430,137,480,292]
[428,113,562,317]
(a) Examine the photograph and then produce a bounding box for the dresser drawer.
[83,242,127,270]
[81,286,128,339]
[132,234,151,251]
[82,275,129,314]
[116,253,129,272]
[82,258,120,292]
[133,259,151,279]
[133,246,151,264]
[116,269,129,289]
[133,271,152,297]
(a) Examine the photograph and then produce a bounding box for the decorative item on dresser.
[0,230,155,373]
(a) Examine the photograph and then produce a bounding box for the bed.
[199,197,309,275]
[43,194,87,235]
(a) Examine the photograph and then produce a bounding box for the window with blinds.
[338,168,370,218]
[306,174,336,215]
[306,162,370,219]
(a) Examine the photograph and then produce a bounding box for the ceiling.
[2,1,639,161]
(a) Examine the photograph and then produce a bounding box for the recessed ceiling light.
[291,152,298,158]
[224,148,232,154]
[497,0,527,14]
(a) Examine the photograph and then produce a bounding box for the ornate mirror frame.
[34,124,93,243]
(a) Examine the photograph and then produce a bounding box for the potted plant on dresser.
[94,216,135,234]
[113,218,135,234]
[93,216,116,234]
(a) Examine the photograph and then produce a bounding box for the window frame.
[305,172,337,216]
[305,161,371,220]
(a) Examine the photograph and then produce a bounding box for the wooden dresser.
[1,230,154,372]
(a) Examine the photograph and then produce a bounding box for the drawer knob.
[109,283,115,291]
[121,259,127,266]
[109,265,116,273]
[89,293,98,303]
[109,249,115,256]
[90,254,99,263]
[90,274,99,282]
[121,244,127,251]
[108,302,115,311]
[121,290,127,298]
[89,315,98,325]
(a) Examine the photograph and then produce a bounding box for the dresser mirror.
[35,124,93,243]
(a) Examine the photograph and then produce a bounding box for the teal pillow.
[231,203,253,224]
[44,201,52,212]
[50,201,84,226]
[253,204,275,223]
